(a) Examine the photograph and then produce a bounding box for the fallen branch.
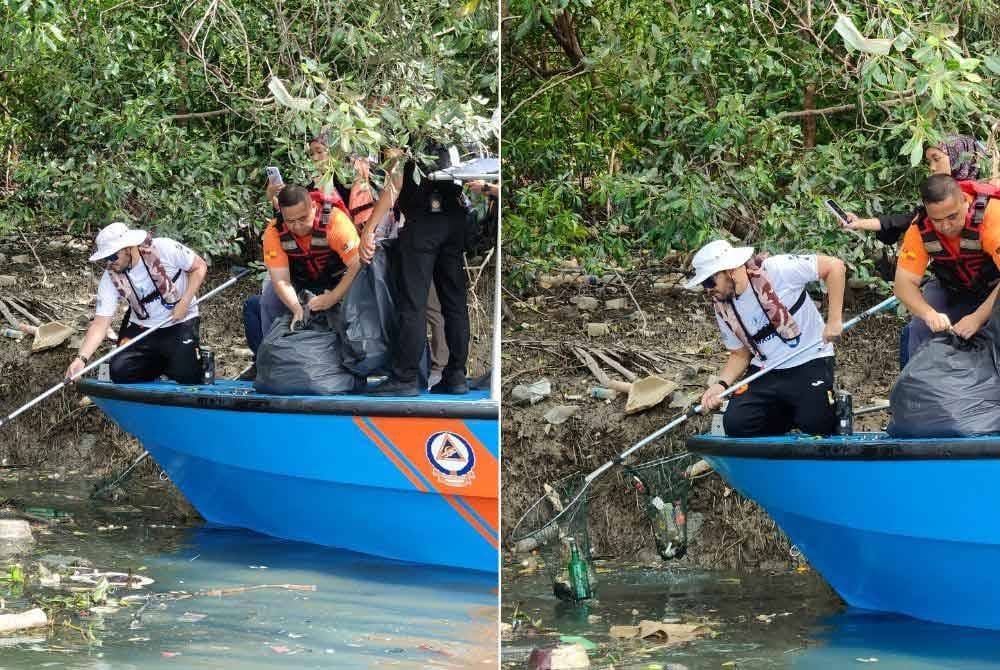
[17,229,50,288]
[615,270,648,335]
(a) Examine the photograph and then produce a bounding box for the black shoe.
[368,377,420,397]
[237,363,257,381]
[430,377,469,395]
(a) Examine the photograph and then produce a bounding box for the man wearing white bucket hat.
[64,222,208,384]
[686,239,846,437]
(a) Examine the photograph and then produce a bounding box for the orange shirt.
[262,208,360,271]
[897,194,1000,276]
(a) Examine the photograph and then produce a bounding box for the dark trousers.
[905,279,981,364]
[391,215,469,383]
[243,294,263,357]
[111,318,202,384]
[723,356,836,437]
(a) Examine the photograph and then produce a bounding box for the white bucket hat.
[89,222,148,262]
[684,239,754,289]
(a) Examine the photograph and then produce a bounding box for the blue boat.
[77,379,499,573]
[688,431,1000,630]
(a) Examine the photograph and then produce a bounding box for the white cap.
[684,239,754,289]
[89,222,147,262]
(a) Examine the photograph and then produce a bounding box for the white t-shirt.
[715,254,833,370]
[95,238,199,328]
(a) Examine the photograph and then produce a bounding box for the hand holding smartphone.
[265,166,284,186]
[824,198,850,226]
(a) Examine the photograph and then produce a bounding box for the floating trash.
[70,568,154,589]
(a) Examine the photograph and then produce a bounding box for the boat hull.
[80,380,498,573]
[689,433,1000,629]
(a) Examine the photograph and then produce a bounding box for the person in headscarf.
[844,134,984,244]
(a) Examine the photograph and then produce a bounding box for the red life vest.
[919,180,1000,297]
[273,190,349,293]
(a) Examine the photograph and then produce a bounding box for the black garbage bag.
[888,306,1000,437]
[254,314,363,395]
[336,246,397,376]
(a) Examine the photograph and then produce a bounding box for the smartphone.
[824,198,850,226]
[265,166,284,186]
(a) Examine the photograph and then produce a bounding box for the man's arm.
[895,266,951,332]
[700,346,752,411]
[64,315,113,382]
[268,267,304,324]
[816,255,846,341]
[171,254,208,321]
[360,150,405,263]
[308,256,362,311]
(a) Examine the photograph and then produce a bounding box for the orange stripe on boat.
[353,416,428,493]
[369,417,499,537]
[440,493,498,549]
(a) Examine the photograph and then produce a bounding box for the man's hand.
[923,311,953,333]
[289,305,305,332]
[172,296,192,321]
[843,213,880,231]
[65,357,86,383]
[700,383,726,411]
[360,229,377,264]
[822,318,843,343]
[307,292,333,312]
[953,312,987,339]
[265,180,284,208]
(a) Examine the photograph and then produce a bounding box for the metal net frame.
[510,473,598,601]
[624,452,698,561]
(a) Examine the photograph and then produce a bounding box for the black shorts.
[110,317,202,384]
[723,356,836,437]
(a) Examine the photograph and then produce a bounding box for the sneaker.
[237,364,257,381]
[367,377,420,397]
[430,377,469,395]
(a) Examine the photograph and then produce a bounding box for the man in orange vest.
[258,184,362,336]
[894,174,1000,361]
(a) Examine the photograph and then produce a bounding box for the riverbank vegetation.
[1,0,497,258]
[503,0,1000,279]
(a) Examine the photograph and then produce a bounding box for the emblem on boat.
[425,431,476,487]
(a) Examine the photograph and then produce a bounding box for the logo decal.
[425,431,476,488]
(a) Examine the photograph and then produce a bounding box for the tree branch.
[770,94,916,121]
[158,109,233,123]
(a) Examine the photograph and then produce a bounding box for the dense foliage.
[0,0,497,258]
[503,0,1000,279]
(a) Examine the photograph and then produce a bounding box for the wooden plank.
[592,348,638,381]
[2,298,41,325]
[0,299,19,327]
[571,346,610,386]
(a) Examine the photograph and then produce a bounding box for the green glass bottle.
[567,537,592,601]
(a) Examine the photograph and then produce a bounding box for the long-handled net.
[510,473,599,601]
[508,294,900,558]
[625,452,699,560]
[511,473,590,554]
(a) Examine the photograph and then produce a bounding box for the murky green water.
[0,470,498,668]
[502,559,1000,669]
